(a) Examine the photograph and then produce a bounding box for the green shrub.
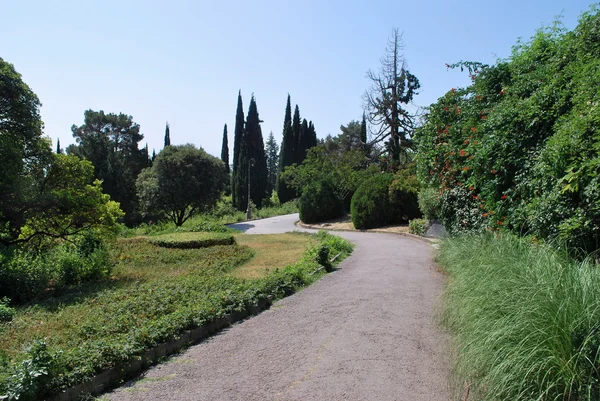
[298,180,344,224]
[440,233,600,400]
[440,186,487,234]
[351,173,420,229]
[0,297,16,323]
[351,174,394,229]
[148,232,234,249]
[0,250,56,304]
[418,187,441,221]
[409,219,428,236]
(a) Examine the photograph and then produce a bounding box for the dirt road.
[105,214,450,401]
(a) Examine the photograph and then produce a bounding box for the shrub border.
[50,298,272,401]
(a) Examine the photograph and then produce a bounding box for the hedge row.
[148,232,235,249]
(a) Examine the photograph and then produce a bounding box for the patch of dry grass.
[232,233,313,279]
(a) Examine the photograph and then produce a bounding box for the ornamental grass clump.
[439,233,600,400]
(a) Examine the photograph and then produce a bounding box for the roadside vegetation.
[417,7,600,400]
[0,230,353,400]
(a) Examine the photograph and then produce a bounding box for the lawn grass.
[233,233,311,278]
[439,233,600,401]
[0,230,352,399]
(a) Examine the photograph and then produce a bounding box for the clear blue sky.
[2,0,596,158]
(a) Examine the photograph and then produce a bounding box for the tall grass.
[439,234,600,401]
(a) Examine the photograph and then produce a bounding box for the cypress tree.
[56,138,63,154]
[277,94,296,203]
[265,132,279,196]
[291,105,301,164]
[307,121,318,149]
[297,118,309,164]
[243,95,268,208]
[164,122,171,147]
[221,124,230,174]
[152,149,156,161]
[231,91,245,208]
[360,113,367,144]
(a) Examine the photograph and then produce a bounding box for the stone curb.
[50,298,272,401]
[295,221,440,245]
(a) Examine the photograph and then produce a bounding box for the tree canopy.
[136,144,228,226]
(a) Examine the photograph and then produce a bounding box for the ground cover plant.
[147,232,234,249]
[0,231,352,400]
[439,233,600,400]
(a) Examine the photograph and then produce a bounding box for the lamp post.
[246,158,255,220]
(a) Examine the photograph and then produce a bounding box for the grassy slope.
[439,234,600,401]
[0,231,352,398]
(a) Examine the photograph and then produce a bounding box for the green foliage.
[231,91,245,208]
[351,174,395,229]
[440,186,487,235]
[418,187,442,221]
[277,94,296,203]
[136,144,228,226]
[220,124,230,175]
[148,233,235,249]
[415,7,600,254]
[0,298,15,323]
[408,218,428,236]
[0,239,112,304]
[351,171,420,229]
[440,233,600,400]
[265,132,278,195]
[298,180,344,224]
[0,232,352,398]
[70,109,149,226]
[0,340,59,401]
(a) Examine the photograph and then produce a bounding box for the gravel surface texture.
[105,213,450,401]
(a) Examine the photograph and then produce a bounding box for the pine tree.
[231,91,245,208]
[164,122,171,147]
[265,132,279,196]
[221,124,230,174]
[291,105,301,164]
[277,94,297,203]
[56,138,63,154]
[234,95,267,210]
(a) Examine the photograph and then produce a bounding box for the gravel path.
[105,214,450,401]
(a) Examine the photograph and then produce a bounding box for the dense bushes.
[440,233,600,400]
[417,187,441,221]
[351,173,420,229]
[298,180,344,224]
[415,8,600,253]
[148,232,235,249]
[0,240,111,304]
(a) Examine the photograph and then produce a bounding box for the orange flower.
[475,95,483,100]
[468,185,474,191]
[472,195,478,199]
[469,156,474,160]
[491,169,497,174]
[456,107,461,114]
[464,139,470,145]
[463,166,470,172]
[482,213,489,217]
[501,195,507,200]
[471,127,477,133]
[443,107,449,111]
[481,115,488,120]
[459,149,467,157]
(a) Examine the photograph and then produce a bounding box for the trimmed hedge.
[351,173,420,229]
[298,180,344,224]
[148,232,235,249]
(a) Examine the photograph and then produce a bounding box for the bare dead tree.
[363,29,420,168]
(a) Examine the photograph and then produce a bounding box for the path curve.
[106,213,450,401]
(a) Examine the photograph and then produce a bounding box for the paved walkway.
[105,214,450,401]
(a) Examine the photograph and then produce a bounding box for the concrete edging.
[50,298,272,401]
[296,221,440,245]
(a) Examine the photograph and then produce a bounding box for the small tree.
[137,144,228,226]
[265,131,279,195]
[221,124,230,174]
[164,122,171,147]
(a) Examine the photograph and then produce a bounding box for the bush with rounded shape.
[351,174,394,229]
[298,180,344,224]
[418,187,442,221]
[351,172,421,229]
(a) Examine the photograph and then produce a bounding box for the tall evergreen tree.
[221,124,230,174]
[152,149,156,161]
[164,122,171,147]
[56,138,63,154]
[307,121,318,149]
[360,113,367,145]
[291,105,302,164]
[277,94,296,202]
[265,132,279,196]
[234,95,267,210]
[296,118,309,164]
[231,91,245,207]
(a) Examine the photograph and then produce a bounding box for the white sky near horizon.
[1,0,596,158]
